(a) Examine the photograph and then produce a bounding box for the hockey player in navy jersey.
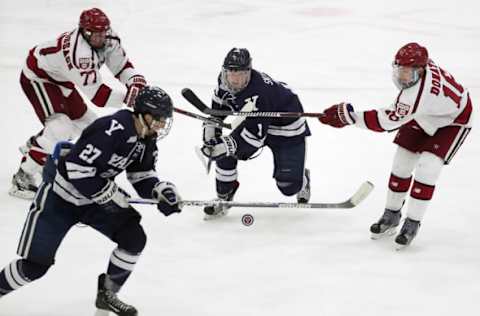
[201,48,311,219]
[0,86,181,315]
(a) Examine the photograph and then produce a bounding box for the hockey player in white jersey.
[319,43,473,248]
[10,7,147,199]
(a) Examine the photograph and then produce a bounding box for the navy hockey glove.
[213,88,236,109]
[201,135,237,161]
[124,75,147,107]
[153,181,182,216]
[319,102,356,128]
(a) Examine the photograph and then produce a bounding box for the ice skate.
[204,181,239,220]
[370,209,401,240]
[95,274,137,316]
[395,217,421,250]
[296,168,311,203]
[9,168,38,200]
[18,136,35,156]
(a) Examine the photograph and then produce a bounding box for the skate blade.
[370,227,397,240]
[19,145,29,156]
[203,210,229,221]
[94,308,110,316]
[8,186,35,200]
[395,243,409,251]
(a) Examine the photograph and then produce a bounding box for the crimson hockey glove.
[124,75,147,107]
[319,102,356,128]
[201,136,237,161]
[153,182,182,216]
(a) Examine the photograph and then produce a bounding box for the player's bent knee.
[20,258,51,281]
[276,180,302,196]
[115,221,147,254]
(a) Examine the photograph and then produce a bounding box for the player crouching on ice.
[318,43,473,249]
[201,48,312,220]
[0,86,182,316]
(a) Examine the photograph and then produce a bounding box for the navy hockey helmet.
[134,86,173,139]
[223,48,252,71]
[221,48,252,93]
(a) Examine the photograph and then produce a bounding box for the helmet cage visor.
[392,63,421,90]
[221,68,251,93]
[150,116,173,140]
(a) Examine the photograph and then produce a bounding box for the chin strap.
[137,114,149,138]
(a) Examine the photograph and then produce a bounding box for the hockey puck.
[204,206,215,215]
[241,214,254,226]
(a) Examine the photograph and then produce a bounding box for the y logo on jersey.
[105,120,125,136]
[243,95,259,112]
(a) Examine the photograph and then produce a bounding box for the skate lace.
[105,291,133,311]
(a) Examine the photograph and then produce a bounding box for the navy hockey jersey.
[213,70,311,159]
[52,109,160,205]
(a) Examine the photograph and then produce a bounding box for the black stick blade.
[181,88,208,113]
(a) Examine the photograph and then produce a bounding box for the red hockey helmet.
[394,42,428,67]
[79,8,110,32]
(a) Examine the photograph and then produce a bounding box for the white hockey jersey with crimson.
[21,28,141,108]
[353,60,473,135]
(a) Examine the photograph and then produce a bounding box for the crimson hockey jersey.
[353,60,473,135]
[22,28,142,108]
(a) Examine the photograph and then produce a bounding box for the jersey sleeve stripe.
[127,170,157,184]
[240,128,265,148]
[363,110,385,132]
[454,93,472,124]
[115,60,134,79]
[26,48,75,89]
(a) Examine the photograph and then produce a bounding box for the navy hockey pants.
[16,182,144,266]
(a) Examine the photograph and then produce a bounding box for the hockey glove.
[92,182,132,213]
[124,75,147,107]
[201,136,237,161]
[202,117,223,144]
[319,102,356,128]
[213,87,236,109]
[153,181,182,216]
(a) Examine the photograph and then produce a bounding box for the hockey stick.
[174,107,231,129]
[181,88,325,118]
[129,181,374,209]
[195,145,213,174]
[174,106,225,174]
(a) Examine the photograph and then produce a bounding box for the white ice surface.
[0,0,479,315]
